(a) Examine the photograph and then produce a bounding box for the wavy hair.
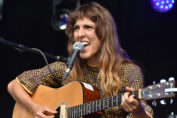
[65,2,131,97]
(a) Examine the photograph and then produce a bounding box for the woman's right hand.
[32,103,58,118]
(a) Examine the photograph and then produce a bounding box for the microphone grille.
[73,42,84,51]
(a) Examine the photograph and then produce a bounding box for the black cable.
[31,48,62,86]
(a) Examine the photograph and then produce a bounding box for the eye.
[85,25,93,29]
[74,26,79,30]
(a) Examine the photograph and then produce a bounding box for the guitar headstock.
[140,80,176,100]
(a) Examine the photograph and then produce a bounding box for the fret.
[94,100,96,112]
[85,104,88,115]
[102,98,108,109]
[69,108,72,118]
[113,96,116,106]
[108,96,113,108]
[101,98,105,110]
[118,95,122,105]
[95,100,98,111]
[106,97,109,108]
[110,96,114,107]
[89,102,92,113]
[101,98,105,109]
[116,95,118,105]
[97,99,102,111]
[73,107,76,118]
[85,103,91,115]
[67,108,70,118]
[71,108,74,118]
[83,104,86,116]
[105,98,108,109]
[79,105,82,117]
[76,106,80,118]
[112,96,115,107]
[91,101,94,113]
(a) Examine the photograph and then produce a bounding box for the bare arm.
[8,79,57,118]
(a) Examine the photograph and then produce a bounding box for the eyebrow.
[74,24,95,28]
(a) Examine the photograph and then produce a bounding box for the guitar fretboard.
[66,90,138,118]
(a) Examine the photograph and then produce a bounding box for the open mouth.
[81,42,90,46]
[81,42,90,50]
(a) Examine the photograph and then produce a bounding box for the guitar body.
[12,81,100,118]
[12,80,176,118]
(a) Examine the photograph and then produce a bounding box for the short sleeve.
[16,61,66,94]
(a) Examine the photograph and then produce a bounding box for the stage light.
[51,0,80,31]
[51,9,70,31]
[151,0,175,12]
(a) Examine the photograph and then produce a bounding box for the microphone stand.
[0,37,67,87]
[0,37,68,62]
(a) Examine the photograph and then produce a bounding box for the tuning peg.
[170,98,173,104]
[167,112,177,118]
[152,100,157,107]
[153,81,156,84]
[160,99,166,105]
[169,77,175,81]
[160,79,166,83]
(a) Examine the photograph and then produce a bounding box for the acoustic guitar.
[12,80,176,118]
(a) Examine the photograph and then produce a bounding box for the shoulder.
[120,63,142,73]
[48,61,67,69]
[119,63,144,87]
[50,61,66,66]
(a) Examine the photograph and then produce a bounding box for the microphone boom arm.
[0,37,67,62]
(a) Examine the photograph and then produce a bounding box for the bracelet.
[133,104,144,115]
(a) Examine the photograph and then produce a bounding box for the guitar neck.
[67,90,139,118]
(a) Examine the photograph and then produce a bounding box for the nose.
[78,28,86,40]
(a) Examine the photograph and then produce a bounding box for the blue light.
[160,5,164,8]
[156,2,160,5]
[165,6,169,9]
[169,4,172,7]
[151,0,175,12]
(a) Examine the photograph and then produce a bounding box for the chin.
[80,53,90,59]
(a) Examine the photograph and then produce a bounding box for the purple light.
[151,0,175,12]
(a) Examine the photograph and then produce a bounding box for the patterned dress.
[16,61,153,118]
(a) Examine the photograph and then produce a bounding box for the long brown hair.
[65,2,131,96]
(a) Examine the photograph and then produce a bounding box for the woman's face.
[73,17,101,65]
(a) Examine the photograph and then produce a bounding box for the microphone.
[0,37,68,62]
[62,42,84,81]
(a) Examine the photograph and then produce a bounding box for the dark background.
[0,0,176,117]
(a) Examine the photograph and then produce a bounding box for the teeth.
[82,42,90,45]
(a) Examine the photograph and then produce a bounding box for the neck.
[86,58,98,67]
[86,53,100,66]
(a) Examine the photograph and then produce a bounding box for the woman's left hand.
[121,87,142,113]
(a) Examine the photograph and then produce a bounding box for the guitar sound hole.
[55,107,60,118]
